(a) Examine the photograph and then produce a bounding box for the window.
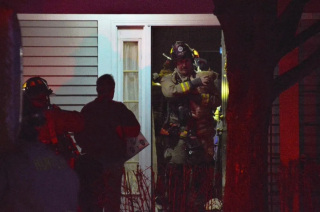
[123,42,139,119]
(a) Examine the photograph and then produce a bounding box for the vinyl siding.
[20,20,98,112]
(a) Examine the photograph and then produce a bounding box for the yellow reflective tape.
[206,94,210,104]
[185,82,190,91]
[180,130,188,137]
[201,94,205,105]
[201,94,210,106]
[180,83,186,92]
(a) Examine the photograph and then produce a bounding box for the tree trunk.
[215,2,277,210]
[223,54,273,211]
[212,0,320,211]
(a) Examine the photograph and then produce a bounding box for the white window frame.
[117,30,142,115]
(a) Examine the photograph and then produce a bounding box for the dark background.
[2,0,319,14]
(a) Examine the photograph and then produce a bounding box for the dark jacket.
[75,98,140,165]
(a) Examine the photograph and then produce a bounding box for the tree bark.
[223,54,273,211]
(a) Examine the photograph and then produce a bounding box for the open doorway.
[150,26,224,206]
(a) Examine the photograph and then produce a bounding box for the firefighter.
[23,76,84,168]
[158,41,221,211]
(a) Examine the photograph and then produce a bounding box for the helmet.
[23,77,53,98]
[170,41,194,61]
[162,41,199,62]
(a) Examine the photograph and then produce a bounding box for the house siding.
[20,20,98,112]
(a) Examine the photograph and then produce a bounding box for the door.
[150,26,224,200]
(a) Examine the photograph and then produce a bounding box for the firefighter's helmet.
[163,41,200,62]
[23,77,53,97]
[170,41,194,61]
